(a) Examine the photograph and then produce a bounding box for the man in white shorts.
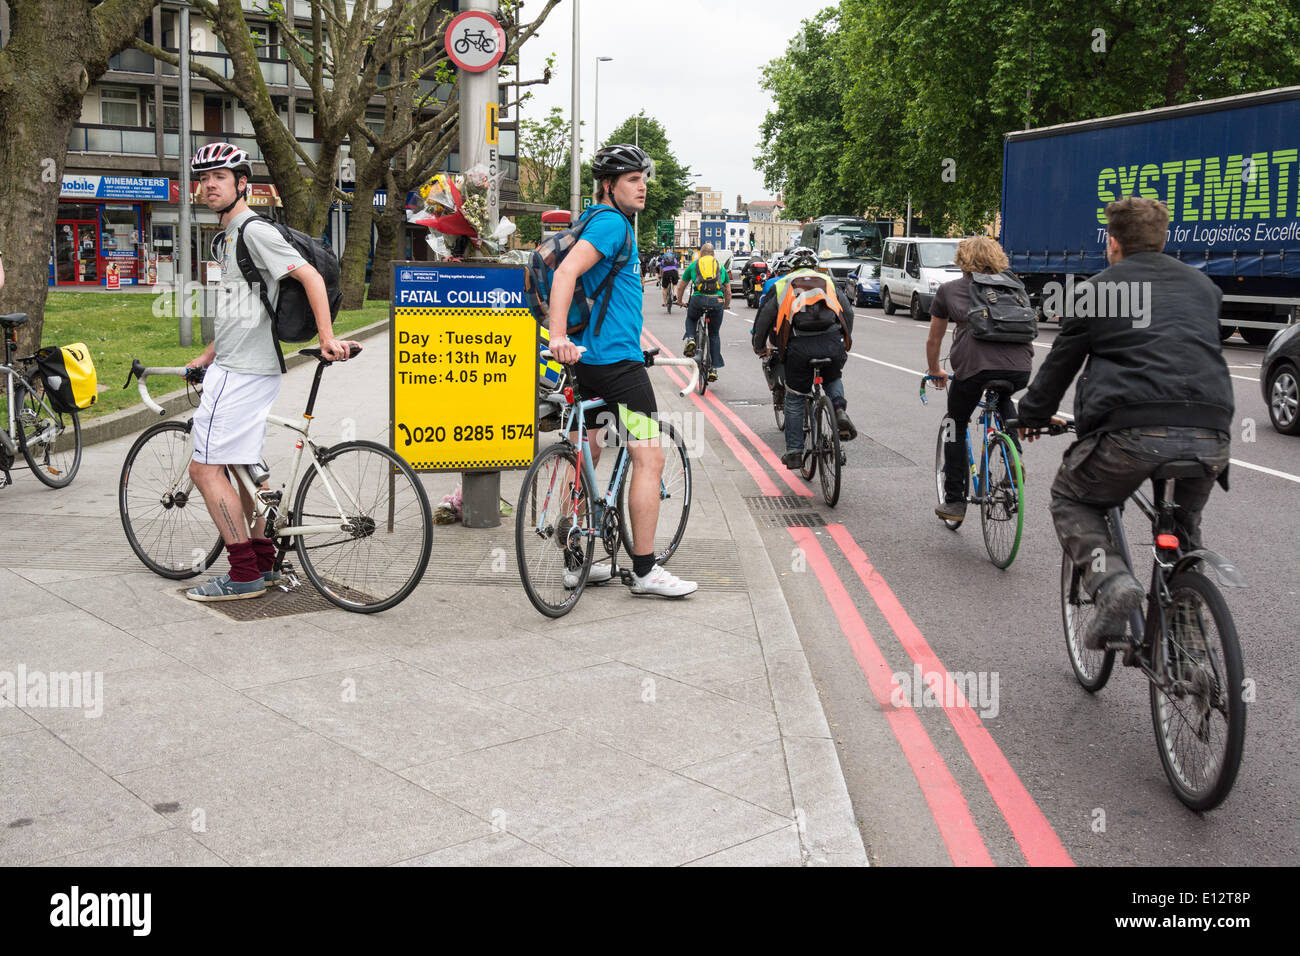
[183,142,358,601]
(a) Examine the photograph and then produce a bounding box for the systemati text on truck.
[1095,149,1298,224]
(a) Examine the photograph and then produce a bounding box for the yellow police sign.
[391,263,537,471]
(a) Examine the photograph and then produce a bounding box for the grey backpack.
[966,271,1038,343]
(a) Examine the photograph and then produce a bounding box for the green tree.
[755,8,865,221]
[518,106,571,204]
[762,0,1300,234]
[0,0,157,353]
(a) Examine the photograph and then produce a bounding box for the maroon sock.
[249,537,276,574]
[227,541,262,583]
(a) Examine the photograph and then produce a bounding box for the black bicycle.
[793,358,842,507]
[1030,421,1246,811]
[453,29,496,55]
[0,313,82,489]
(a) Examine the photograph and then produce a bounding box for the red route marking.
[826,523,1075,868]
[789,526,994,867]
[640,328,813,498]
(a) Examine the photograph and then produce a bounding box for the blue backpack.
[524,207,634,338]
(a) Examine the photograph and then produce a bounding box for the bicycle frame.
[960,393,1004,505]
[1,362,59,456]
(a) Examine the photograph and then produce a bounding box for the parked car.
[879,237,962,320]
[1261,320,1300,435]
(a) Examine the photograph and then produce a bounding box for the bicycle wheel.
[694,319,709,396]
[666,294,673,314]
[618,421,692,565]
[934,422,965,530]
[814,396,841,507]
[1150,571,1245,811]
[291,440,433,613]
[516,441,594,617]
[799,409,816,481]
[16,382,81,488]
[980,433,1023,568]
[1060,552,1115,692]
[119,420,224,579]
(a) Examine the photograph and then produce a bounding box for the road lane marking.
[642,329,814,498]
[789,527,995,867]
[828,525,1075,867]
[1229,458,1300,484]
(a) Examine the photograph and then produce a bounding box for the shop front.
[50,175,169,287]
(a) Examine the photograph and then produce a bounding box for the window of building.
[145,91,180,131]
[100,88,139,127]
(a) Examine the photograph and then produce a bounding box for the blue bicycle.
[516,347,698,617]
[921,374,1025,568]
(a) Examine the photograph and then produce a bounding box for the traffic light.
[749,231,755,247]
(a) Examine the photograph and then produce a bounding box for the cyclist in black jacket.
[1018,197,1233,649]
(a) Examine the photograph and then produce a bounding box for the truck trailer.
[1001,86,1300,345]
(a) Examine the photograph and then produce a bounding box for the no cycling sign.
[444,10,506,73]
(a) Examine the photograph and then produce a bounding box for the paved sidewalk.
[0,334,865,867]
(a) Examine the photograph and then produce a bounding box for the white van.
[878,237,962,320]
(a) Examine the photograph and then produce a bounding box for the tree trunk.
[338,180,377,312]
[369,173,408,302]
[0,0,156,355]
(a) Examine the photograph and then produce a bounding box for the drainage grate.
[743,495,813,511]
[186,583,335,620]
[755,512,827,528]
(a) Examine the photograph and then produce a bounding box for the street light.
[594,56,612,155]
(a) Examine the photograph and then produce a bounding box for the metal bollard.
[461,471,501,528]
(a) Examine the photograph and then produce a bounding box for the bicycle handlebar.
[1004,418,1075,437]
[124,359,196,416]
[918,373,946,405]
[539,345,701,398]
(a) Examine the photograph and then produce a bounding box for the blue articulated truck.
[1001,86,1300,345]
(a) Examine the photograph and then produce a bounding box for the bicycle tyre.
[933,422,965,530]
[291,440,433,613]
[814,396,841,507]
[119,419,224,579]
[799,408,817,481]
[618,420,692,565]
[666,295,673,314]
[773,392,785,431]
[1149,570,1246,811]
[516,441,594,618]
[980,433,1023,568]
[1060,551,1115,692]
[695,318,709,396]
[16,382,81,488]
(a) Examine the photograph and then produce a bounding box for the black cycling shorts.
[573,359,660,440]
[660,270,679,289]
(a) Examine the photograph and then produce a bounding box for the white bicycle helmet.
[191,142,253,213]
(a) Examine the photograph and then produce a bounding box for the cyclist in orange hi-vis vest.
[752,246,858,470]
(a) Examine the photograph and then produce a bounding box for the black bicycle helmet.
[787,245,819,270]
[592,143,655,181]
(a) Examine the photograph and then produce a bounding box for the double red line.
[642,328,1073,867]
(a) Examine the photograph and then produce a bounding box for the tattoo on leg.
[217,500,242,540]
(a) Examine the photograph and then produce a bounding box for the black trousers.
[942,369,1030,501]
[1050,426,1231,594]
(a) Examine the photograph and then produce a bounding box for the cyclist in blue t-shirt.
[545,144,697,599]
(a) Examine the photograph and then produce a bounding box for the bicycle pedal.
[617,569,634,587]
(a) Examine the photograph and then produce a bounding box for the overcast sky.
[513,0,823,207]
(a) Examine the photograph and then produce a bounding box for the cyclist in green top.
[675,242,730,382]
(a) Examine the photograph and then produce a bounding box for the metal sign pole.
[460,0,501,528]
[178,4,192,346]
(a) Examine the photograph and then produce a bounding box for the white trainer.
[629,563,698,598]
[564,561,613,590]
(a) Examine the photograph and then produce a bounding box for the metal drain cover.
[184,585,335,620]
[754,512,827,528]
[743,495,813,510]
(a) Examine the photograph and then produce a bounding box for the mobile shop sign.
[444,10,506,73]
[61,175,169,201]
[391,263,537,472]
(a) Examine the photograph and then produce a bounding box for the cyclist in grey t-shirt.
[181,142,358,601]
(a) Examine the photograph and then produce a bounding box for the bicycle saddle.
[983,379,1016,395]
[1151,459,1212,480]
[0,313,29,326]
[299,344,362,363]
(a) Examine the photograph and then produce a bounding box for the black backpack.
[966,271,1038,343]
[235,216,343,371]
[523,206,634,338]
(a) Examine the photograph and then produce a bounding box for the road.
[639,281,1299,866]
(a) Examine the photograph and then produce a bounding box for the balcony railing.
[69,125,323,164]
[108,47,156,74]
